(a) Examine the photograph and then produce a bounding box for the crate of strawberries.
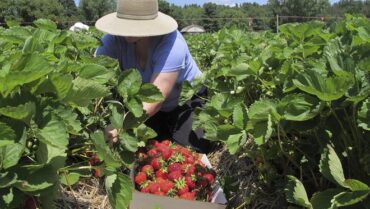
[130,139,227,209]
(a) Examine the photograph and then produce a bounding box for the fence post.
[276,14,279,33]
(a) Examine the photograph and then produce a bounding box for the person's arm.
[143,70,180,117]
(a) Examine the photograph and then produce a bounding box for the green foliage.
[0,19,165,208]
[187,15,370,208]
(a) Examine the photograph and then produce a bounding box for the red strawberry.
[148,148,158,157]
[203,173,215,185]
[150,157,163,170]
[148,182,160,193]
[141,165,154,176]
[89,155,101,166]
[140,185,150,193]
[186,165,196,176]
[180,192,196,200]
[177,184,189,196]
[174,177,189,196]
[168,163,182,173]
[185,176,196,189]
[156,169,168,179]
[168,171,182,181]
[159,180,174,194]
[161,139,171,146]
[93,169,102,177]
[134,172,147,185]
[156,177,166,184]
[179,147,192,156]
[157,147,173,160]
[185,155,195,164]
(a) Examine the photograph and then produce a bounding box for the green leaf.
[179,81,195,106]
[311,188,344,209]
[248,99,280,122]
[0,54,52,96]
[285,175,312,209]
[252,115,273,146]
[0,102,36,124]
[137,83,164,103]
[0,122,16,147]
[79,64,114,85]
[333,191,370,207]
[1,144,25,170]
[33,19,57,31]
[22,36,38,54]
[38,117,69,149]
[110,106,124,130]
[49,73,73,100]
[193,111,218,141]
[233,103,248,129]
[127,98,144,118]
[105,173,133,209]
[358,99,370,131]
[91,131,121,169]
[64,77,109,107]
[1,26,31,44]
[35,142,66,170]
[118,69,142,99]
[226,133,244,155]
[0,172,17,188]
[228,63,255,78]
[278,94,322,121]
[0,129,26,169]
[209,93,241,118]
[279,22,324,42]
[319,145,346,187]
[119,132,138,153]
[134,124,157,141]
[15,172,53,193]
[343,179,370,192]
[217,124,242,141]
[293,69,354,101]
[2,187,14,205]
[122,112,148,130]
[60,173,80,186]
[247,100,278,146]
[53,107,82,135]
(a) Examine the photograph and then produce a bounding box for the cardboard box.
[129,155,227,209]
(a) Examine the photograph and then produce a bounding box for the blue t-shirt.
[96,30,202,112]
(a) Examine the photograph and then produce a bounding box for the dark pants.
[145,92,211,154]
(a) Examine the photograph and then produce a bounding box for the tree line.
[0,0,369,31]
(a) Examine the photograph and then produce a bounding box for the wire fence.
[0,15,349,33]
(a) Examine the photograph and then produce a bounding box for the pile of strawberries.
[134,139,216,201]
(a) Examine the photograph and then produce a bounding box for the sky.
[74,0,340,7]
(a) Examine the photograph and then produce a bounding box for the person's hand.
[104,124,118,147]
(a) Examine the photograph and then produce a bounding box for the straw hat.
[95,0,178,37]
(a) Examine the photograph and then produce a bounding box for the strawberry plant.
[0,19,164,209]
[185,14,370,208]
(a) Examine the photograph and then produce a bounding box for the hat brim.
[95,12,178,37]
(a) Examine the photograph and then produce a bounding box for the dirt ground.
[57,144,286,209]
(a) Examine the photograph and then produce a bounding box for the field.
[0,15,369,209]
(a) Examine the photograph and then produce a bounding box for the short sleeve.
[95,34,119,59]
[152,32,186,74]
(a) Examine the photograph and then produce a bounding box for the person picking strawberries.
[95,0,210,153]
